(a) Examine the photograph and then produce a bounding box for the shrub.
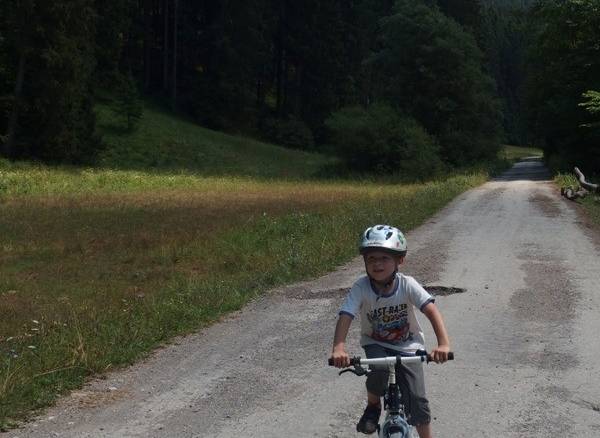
[260,115,315,150]
[113,72,143,132]
[325,103,444,178]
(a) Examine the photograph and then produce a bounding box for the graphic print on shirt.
[367,303,413,343]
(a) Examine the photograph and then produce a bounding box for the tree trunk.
[143,0,153,91]
[4,52,26,158]
[163,0,169,92]
[171,0,178,109]
[275,1,285,115]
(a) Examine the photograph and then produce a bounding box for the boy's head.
[359,225,407,285]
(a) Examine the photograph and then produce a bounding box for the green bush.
[325,103,444,178]
[261,115,315,150]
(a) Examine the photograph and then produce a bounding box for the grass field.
[0,101,502,428]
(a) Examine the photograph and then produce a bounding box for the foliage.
[435,0,483,34]
[260,115,315,150]
[113,73,144,131]
[579,90,600,128]
[479,2,529,145]
[0,0,510,170]
[326,103,444,178]
[526,0,600,171]
[370,0,502,166]
[0,0,102,164]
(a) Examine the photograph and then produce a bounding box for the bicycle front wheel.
[388,426,418,438]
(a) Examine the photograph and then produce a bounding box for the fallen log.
[561,186,588,200]
[574,167,599,193]
[562,167,599,201]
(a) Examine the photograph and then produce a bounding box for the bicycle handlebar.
[328,350,454,367]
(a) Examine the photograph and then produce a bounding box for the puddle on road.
[287,285,466,299]
[424,286,466,296]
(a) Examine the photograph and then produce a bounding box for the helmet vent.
[377,225,384,230]
[386,231,393,239]
[366,229,371,239]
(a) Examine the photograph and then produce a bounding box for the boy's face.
[363,250,404,282]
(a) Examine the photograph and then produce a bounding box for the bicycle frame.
[329,352,455,438]
[361,356,424,438]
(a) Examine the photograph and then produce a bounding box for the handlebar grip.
[426,351,454,362]
[328,356,362,367]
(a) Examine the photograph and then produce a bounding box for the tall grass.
[0,167,488,427]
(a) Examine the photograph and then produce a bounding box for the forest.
[1,0,599,173]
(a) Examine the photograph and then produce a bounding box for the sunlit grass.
[0,167,488,426]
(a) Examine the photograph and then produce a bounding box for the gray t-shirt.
[339,273,434,353]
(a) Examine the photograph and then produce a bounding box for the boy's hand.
[430,345,450,363]
[330,348,350,368]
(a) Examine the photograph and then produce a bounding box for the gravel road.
[7,158,600,437]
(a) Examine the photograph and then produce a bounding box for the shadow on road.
[493,156,551,182]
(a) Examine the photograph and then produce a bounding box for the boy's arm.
[422,302,451,363]
[330,314,353,368]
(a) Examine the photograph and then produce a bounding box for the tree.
[527,0,600,170]
[370,0,501,165]
[114,72,143,131]
[479,2,529,144]
[1,0,36,158]
[326,103,444,177]
[436,0,483,34]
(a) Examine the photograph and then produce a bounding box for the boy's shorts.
[363,344,431,426]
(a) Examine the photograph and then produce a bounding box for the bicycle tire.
[387,427,418,438]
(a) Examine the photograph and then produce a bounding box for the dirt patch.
[517,243,562,263]
[403,226,455,284]
[528,192,561,217]
[510,260,578,322]
[516,348,579,372]
[68,387,130,409]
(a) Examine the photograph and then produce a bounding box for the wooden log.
[574,167,599,193]
[561,186,588,201]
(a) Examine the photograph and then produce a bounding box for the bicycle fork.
[380,363,411,437]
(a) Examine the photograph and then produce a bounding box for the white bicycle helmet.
[359,225,407,256]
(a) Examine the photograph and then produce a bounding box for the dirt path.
[7,158,600,437]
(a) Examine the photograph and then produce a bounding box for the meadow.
[0,103,506,428]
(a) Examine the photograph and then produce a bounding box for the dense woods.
[526,0,600,171]
[0,0,598,173]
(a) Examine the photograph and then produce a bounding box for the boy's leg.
[415,423,432,438]
[357,344,388,434]
[396,361,432,436]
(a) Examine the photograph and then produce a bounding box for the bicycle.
[329,350,454,438]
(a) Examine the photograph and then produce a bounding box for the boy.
[330,225,450,438]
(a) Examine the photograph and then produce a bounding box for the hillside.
[95,101,334,179]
